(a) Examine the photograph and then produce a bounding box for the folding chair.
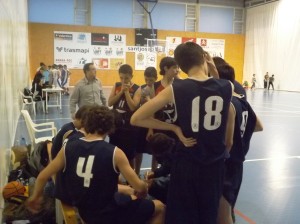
[19,90,36,115]
[32,90,45,113]
[20,110,57,148]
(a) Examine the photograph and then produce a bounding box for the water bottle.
[20,137,26,146]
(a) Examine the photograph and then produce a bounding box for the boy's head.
[119,64,133,84]
[144,67,158,87]
[216,64,235,83]
[82,106,115,135]
[148,133,175,157]
[159,57,178,76]
[74,105,92,129]
[212,56,228,68]
[174,42,205,74]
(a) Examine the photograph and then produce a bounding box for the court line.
[234,209,256,224]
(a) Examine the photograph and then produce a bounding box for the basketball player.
[108,64,141,167]
[135,67,158,175]
[26,106,165,224]
[131,42,235,224]
[216,64,263,224]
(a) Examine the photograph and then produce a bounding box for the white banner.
[54,31,126,69]
[196,38,225,58]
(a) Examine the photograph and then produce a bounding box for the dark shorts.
[79,195,155,224]
[166,155,224,224]
[109,127,138,160]
[149,176,170,204]
[223,160,243,208]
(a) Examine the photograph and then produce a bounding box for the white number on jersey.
[76,156,95,187]
[191,96,224,132]
[118,99,125,108]
[240,111,249,137]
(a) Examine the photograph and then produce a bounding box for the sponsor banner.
[135,52,146,70]
[93,58,109,69]
[196,38,225,58]
[126,46,166,53]
[91,33,109,46]
[135,52,157,70]
[182,37,196,43]
[109,34,126,46]
[54,32,73,41]
[166,37,182,57]
[54,31,127,69]
[91,46,125,58]
[110,58,124,70]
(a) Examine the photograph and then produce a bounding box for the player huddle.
[25,42,263,224]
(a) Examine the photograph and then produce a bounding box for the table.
[42,87,63,113]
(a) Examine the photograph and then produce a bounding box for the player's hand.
[173,126,197,147]
[26,196,43,214]
[145,179,154,188]
[146,129,154,141]
[122,83,130,92]
[145,171,154,180]
[134,182,148,199]
[204,51,219,79]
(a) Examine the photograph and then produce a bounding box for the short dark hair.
[40,62,46,66]
[119,64,133,76]
[212,57,228,68]
[174,42,205,74]
[144,67,157,79]
[82,106,115,135]
[75,105,92,120]
[148,133,175,155]
[159,57,177,75]
[83,63,94,75]
[217,64,235,83]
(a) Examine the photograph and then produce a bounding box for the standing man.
[131,42,235,224]
[268,74,275,90]
[264,72,269,89]
[70,63,107,118]
[251,74,256,90]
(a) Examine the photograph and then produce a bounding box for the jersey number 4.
[191,96,223,132]
[76,156,95,187]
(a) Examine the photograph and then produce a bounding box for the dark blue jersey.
[51,122,75,159]
[63,139,119,213]
[113,82,139,125]
[54,131,85,204]
[154,81,177,124]
[229,95,257,162]
[172,78,232,164]
[234,81,246,100]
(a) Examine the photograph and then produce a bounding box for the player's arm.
[70,85,80,118]
[131,86,196,147]
[108,85,123,107]
[131,86,174,130]
[205,52,219,79]
[124,86,141,111]
[114,147,147,197]
[225,103,235,151]
[254,116,263,132]
[26,148,65,213]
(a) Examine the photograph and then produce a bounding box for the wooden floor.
[6,88,300,224]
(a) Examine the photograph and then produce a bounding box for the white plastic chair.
[19,90,36,115]
[32,90,45,113]
[21,110,57,147]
